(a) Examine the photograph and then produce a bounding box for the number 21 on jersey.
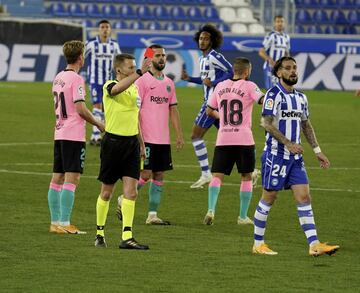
[54,91,68,120]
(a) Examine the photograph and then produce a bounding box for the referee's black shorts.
[98,132,140,184]
[211,145,256,175]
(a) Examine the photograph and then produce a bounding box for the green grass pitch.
[0,82,359,292]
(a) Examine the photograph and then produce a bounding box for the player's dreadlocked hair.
[194,24,223,50]
[272,56,297,78]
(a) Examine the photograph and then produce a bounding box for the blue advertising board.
[119,32,360,90]
[119,32,360,54]
[1,21,359,91]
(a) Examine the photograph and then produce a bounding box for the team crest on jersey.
[265,99,273,110]
[166,85,171,93]
[271,178,279,186]
[78,86,84,97]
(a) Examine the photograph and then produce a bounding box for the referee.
[94,53,151,249]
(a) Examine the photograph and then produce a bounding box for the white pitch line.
[2,162,360,171]
[0,169,359,193]
[0,142,51,146]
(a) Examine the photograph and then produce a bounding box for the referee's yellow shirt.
[102,80,139,136]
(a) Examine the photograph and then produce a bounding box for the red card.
[144,48,154,59]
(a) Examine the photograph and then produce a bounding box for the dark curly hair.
[194,24,223,50]
[272,56,296,77]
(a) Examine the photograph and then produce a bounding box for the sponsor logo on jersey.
[150,96,169,104]
[281,111,302,118]
[95,53,113,59]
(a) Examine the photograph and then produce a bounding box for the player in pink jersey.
[47,40,104,234]
[117,44,184,225]
[204,57,264,225]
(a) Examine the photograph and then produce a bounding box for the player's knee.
[123,184,138,200]
[51,173,64,185]
[241,173,252,181]
[100,191,112,201]
[262,190,277,204]
[152,172,164,181]
[297,194,311,204]
[140,171,151,182]
[64,173,80,185]
[191,134,198,140]
[124,191,137,201]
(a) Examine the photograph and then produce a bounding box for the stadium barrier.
[0,19,83,82]
[1,20,359,91]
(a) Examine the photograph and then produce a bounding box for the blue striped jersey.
[197,49,233,101]
[85,36,121,86]
[262,31,290,69]
[262,83,309,160]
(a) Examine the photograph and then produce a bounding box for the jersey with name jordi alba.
[208,79,263,146]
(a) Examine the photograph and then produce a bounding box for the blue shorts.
[90,84,103,105]
[263,67,278,89]
[195,101,219,129]
[261,151,309,191]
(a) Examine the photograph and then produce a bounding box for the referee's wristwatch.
[136,69,143,76]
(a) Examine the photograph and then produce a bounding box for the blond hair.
[113,53,135,71]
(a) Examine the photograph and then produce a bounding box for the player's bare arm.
[111,59,151,95]
[75,101,105,132]
[203,78,212,87]
[137,122,146,160]
[301,119,319,149]
[259,48,275,67]
[181,70,190,81]
[301,119,330,168]
[261,115,303,154]
[169,105,184,151]
[206,106,219,119]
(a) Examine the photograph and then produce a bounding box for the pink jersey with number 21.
[52,70,86,142]
[207,79,263,146]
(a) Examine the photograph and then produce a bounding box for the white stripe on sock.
[195,148,208,156]
[298,204,313,211]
